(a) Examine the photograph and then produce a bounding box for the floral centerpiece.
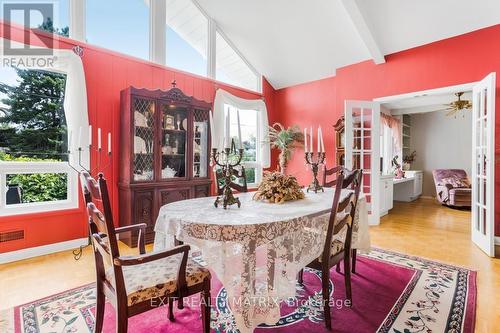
[253,171,305,204]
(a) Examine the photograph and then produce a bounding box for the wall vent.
[0,230,25,243]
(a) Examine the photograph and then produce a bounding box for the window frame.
[224,104,262,187]
[0,40,89,217]
[72,0,262,92]
[215,29,262,93]
[0,161,78,216]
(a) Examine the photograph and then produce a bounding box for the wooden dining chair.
[85,174,212,333]
[215,166,248,194]
[80,171,147,254]
[299,169,362,330]
[322,166,362,273]
[322,165,343,188]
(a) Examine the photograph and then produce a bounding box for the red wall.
[275,24,500,236]
[0,22,277,253]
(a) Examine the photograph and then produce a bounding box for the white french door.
[471,73,496,257]
[345,101,381,225]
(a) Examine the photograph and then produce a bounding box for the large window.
[216,32,260,92]
[0,67,76,215]
[225,104,262,186]
[86,0,149,60]
[165,0,208,77]
[3,0,69,36]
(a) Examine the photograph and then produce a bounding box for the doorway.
[345,73,496,256]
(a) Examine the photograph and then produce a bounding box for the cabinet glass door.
[133,98,155,181]
[193,109,210,178]
[161,104,187,179]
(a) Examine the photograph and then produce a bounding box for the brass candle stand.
[211,142,244,209]
[305,152,326,193]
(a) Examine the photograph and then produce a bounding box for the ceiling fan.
[433,92,472,117]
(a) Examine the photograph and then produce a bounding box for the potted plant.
[267,123,304,174]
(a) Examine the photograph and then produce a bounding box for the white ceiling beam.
[340,0,385,64]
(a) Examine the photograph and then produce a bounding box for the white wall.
[409,110,472,197]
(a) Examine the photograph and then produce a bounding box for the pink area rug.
[1,248,476,333]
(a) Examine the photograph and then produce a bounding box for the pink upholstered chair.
[432,169,471,207]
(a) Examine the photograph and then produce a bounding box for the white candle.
[225,112,230,148]
[304,127,308,152]
[209,110,215,145]
[68,130,73,151]
[78,126,82,149]
[309,126,313,153]
[108,132,112,154]
[317,127,321,153]
[319,126,325,152]
[88,125,92,146]
[237,110,242,149]
[97,128,102,150]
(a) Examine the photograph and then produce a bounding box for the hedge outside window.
[0,67,73,213]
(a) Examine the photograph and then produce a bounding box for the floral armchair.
[432,169,471,207]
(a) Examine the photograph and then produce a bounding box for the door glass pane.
[161,105,187,179]
[193,109,209,178]
[133,98,155,181]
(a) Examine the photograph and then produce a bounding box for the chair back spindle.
[321,169,362,264]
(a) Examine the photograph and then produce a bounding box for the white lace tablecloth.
[154,188,370,333]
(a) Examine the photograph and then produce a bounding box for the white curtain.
[213,89,270,168]
[0,38,89,169]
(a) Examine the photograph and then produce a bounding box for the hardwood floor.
[371,198,500,332]
[0,197,499,332]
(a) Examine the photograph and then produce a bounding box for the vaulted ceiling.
[196,0,500,89]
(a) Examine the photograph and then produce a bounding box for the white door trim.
[373,82,478,104]
[471,72,496,257]
[345,100,381,225]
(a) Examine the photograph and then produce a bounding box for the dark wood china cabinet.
[119,85,212,246]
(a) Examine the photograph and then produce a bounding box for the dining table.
[154,187,370,333]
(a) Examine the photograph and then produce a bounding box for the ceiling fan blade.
[427,108,454,113]
[446,109,458,117]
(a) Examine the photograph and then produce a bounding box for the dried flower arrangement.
[253,171,305,204]
[403,150,417,164]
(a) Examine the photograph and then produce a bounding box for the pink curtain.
[381,113,402,150]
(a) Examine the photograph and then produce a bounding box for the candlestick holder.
[305,152,326,193]
[67,145,112,176]
[211,141,244,209]
[67,145,112,260]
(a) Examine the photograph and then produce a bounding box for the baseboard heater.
[0,229,25,243]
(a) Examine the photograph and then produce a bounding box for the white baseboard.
[0,237,88,264]
[495,236,500,246]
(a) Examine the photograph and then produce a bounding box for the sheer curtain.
[213,89,271,168]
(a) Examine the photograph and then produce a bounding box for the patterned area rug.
[0,248,476,333]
